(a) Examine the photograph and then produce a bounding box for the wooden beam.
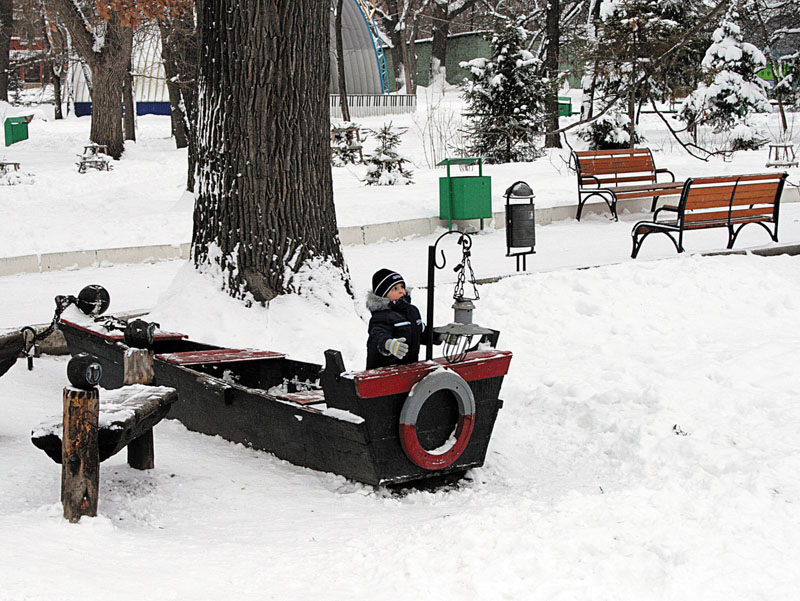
[124,348,155,470]
[61,386,99,523]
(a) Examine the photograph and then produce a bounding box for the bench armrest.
[655,168,675,183]
[653,205,679,221]
[579,175,601,188]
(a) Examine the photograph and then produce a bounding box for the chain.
[34,295,77,342]
[452,237,480,301]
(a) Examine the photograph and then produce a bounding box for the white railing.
[330,94,417,119]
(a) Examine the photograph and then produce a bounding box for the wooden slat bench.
[31,384,178,464]
[0,161,21,175]
[572,148,682,221]
[630,172,788,258]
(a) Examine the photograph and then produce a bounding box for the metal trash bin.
[4,116,29,147]
[437,157,492,231]
[504,181,535,271]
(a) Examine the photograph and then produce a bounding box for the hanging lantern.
[427,232,497,364]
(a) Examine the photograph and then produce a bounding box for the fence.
[330,94,417,119]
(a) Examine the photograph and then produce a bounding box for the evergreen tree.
[364,123,414,186]
[679,8,770,150]
[595,0,686,147]
[460,15,546,164]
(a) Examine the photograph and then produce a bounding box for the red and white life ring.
[398,370,476,470]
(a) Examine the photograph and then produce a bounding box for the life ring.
[399,370,476,470]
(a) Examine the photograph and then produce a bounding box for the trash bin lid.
[436,157,483,167]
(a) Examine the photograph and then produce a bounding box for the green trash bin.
[4,116,29,147]
[437,157,492,231]
[557,96,572,117]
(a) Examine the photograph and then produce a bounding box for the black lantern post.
[426,231,496,363]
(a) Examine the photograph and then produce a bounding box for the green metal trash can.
[557,96,572,117]
[4,116,29,147]
[437,157,492,231]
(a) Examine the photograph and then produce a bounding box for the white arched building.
[70,1,398,117]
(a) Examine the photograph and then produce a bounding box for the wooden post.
[61,386,99,523]
[124,348,155,470]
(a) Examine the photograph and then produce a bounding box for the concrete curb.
[2,187,797,277]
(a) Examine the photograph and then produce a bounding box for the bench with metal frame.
[0,161,21,175]
[571,148,682,221]
[76,143,113,174]
[630,172,788,258]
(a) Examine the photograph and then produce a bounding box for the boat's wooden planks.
[156,348,286,365]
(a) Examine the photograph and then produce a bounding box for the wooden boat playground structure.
[6,233,513,488]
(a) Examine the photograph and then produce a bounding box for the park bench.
[76,143,112,174]
[0,161,21,175]
[330,125,364,163]
[31,384,178,465]
[571,148,682,221]
[630,172,788,258]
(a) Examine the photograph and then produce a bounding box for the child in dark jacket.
[366,268,426,369]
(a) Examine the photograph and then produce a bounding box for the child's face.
[386,283,406,302]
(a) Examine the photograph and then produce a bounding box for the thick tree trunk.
[0,0,11,102]
[543,0,562,148]
[335,0,350,122]
[89,55,126,158]
[193,1,349,302]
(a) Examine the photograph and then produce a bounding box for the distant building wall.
[384,31,491,90]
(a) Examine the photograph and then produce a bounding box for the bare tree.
[421,0,477,88]
[192,1,350,303]
[47,1,133,157]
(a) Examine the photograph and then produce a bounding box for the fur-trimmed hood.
[366,288,413,312]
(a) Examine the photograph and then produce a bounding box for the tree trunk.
[193,1,349,303]
[543,0,562,148]
[123,68,136,141]
[429,2,449,88]
[52,63,64,119]
[0,0,11,102]
[335,0,350,122]
[89,54,126,158]
[50,3,133,159]
[159,9,198,184]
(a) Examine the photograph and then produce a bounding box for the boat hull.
[59,318,511,486]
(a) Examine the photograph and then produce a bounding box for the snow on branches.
[460,16,546,163]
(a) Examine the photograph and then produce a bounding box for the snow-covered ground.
[2,92,800,600]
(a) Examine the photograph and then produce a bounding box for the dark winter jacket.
[366,290,427,369]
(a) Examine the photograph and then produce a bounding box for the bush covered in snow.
[460,16,546,163]
[577,110,644,150]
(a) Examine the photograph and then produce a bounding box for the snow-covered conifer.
[363,123,414,186]
[679,9,770,150]
[460,15,546,163]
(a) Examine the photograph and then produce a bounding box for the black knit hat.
[372,268,405,297]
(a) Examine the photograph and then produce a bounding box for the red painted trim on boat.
[353,350,512,399]
[156,348,286,365]
[60,318,187,342]
[399,413,474,470]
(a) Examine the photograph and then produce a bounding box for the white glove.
[385,337,408,359]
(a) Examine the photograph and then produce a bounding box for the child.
[366,268,426,369]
